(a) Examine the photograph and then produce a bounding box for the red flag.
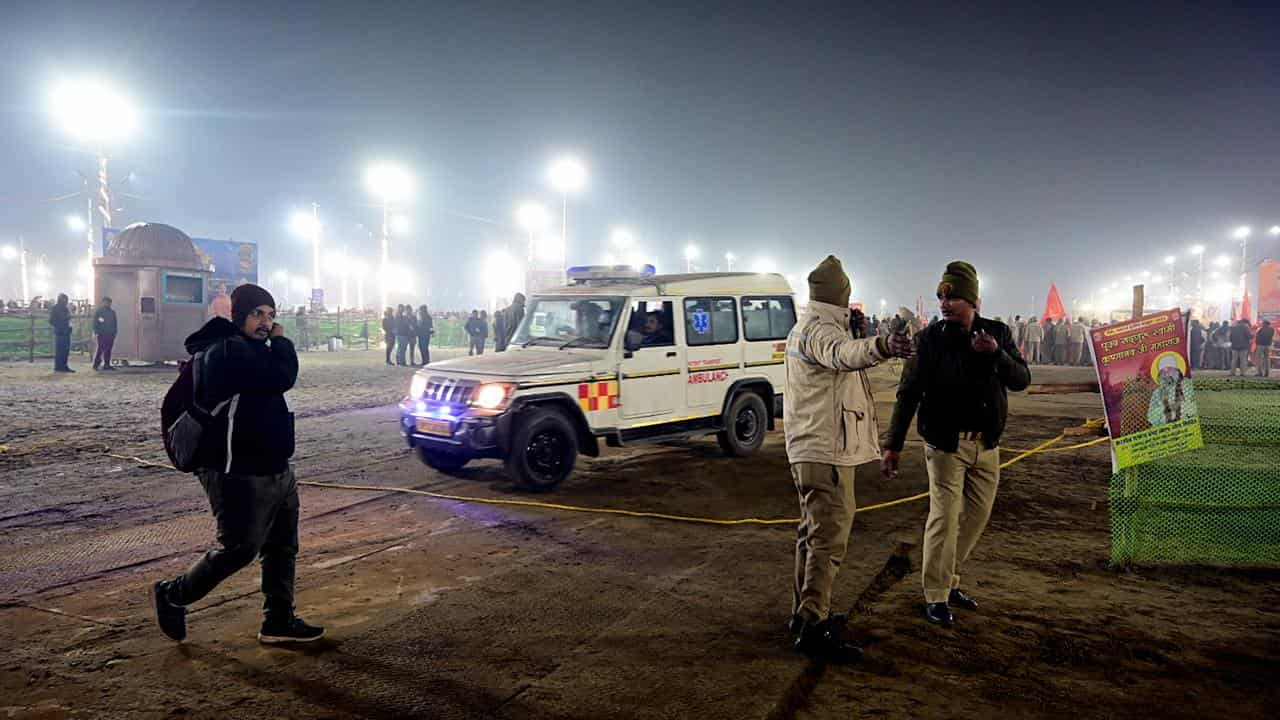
[1239,288,1252,323]
[1042,283,1067,322]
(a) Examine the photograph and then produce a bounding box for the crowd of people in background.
[1188,318,1274,377]
[379,292,528,365]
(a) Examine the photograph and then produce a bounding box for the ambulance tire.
[418,446,470,473]
[718,391,767,457]
[506,407,578,491]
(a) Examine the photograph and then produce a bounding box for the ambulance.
[399,266,797,490]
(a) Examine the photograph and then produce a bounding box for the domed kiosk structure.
[93,222,211,362]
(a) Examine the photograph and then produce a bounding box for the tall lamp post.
[50,79,137,302]
[547,157,586,271]
[517,202,551,266]
[1188,244,1206,297]
[683,244,699,273]
[365,164,412,311]
[290,206,322,308]
[724,252,735,272]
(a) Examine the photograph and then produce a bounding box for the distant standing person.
[1189,320,1205,370]
[152,283,323,645]
[1023,317,1043,364]
[92,296,118,371]
[396,305,414,366]
[49,292,74,373]
[382,307,396,366]
[404,305,419,365]
[466,310,486,356]
[1254,320,1274,378]
[1067,317,1087,366]
[417,305,434,366]
[883,261,1031,628]
[1228,318,1253,376]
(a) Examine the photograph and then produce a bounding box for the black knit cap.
[230,283,276,326]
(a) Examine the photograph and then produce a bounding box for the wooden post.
[28,311,34,363]
[1132,284,1144,319]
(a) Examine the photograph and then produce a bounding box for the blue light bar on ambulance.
[566,265,657,283]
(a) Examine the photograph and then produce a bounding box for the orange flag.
[1042,283,1068,322]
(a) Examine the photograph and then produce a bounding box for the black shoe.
[948,589,978,611]
[55,367,75,373]
[793,617,862,663]
[153,581,187,642]
[786,612,848,635]
[92,360,100,370]
[258,616,325,644]
[925,602,954,627]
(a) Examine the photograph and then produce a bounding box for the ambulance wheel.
[506,407,578,491]
[418,446,469,473]
[718,391,767,457]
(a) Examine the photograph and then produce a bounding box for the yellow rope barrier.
[12,418,1109,529]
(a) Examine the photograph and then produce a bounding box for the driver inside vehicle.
[640,312,672,346]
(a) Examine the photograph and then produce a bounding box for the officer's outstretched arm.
[801,322,887,372]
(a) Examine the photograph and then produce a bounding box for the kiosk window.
[742,296,797,341]
[164,274,204,304]
[684,297,737,346]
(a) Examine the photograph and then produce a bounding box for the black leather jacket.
[886,315,1031,453]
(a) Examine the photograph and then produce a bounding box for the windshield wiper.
[522,336,561,347]
[559,336,606,349]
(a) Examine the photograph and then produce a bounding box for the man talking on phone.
[153,283,324,644]
[882,262,1029,628]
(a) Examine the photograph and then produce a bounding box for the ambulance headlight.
[409,374,428,400]
[473,383,513,410]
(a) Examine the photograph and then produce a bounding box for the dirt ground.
[1,350,1277,719]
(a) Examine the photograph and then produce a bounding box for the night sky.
[2,1,1278,315]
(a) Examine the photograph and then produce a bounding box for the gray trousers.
[1230,349,1249,375]
[171,467,299,620]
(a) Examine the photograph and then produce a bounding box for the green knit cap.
[808,255,851,307]
[937,261,979,306]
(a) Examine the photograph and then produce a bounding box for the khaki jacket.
[784,301,889,466]
[1024,321,1044,342]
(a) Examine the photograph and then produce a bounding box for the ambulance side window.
[684,297,737,346]
[742,296,796,341]
[625,300,675,350]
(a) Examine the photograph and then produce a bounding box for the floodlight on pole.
[50,78,137,304]
[610,228,634,249]
[1270,225,1280,236]
[67,215,87,232]
[517,202,552,266]
[547,156,587,271]
[0,246,16,261]
[1231,225,1252,240]
[1188,244,1206,295]
[724,252,736,271]
[289,206,322,306]
[365,163,413,310]
[683,244,699,272]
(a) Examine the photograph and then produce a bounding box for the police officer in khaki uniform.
[784,255,912,662]
[882,261,1030,627]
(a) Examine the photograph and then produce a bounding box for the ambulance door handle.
[666,351,677,358]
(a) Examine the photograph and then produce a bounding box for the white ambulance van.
[398,266,797,490]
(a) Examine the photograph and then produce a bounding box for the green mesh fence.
[1111,377,1280,566]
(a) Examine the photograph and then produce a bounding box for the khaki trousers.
[1256,347,1272,377]
[921,440,1000,604]
[791,462,857,622]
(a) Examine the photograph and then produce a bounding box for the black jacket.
[93,306,118,336]
[49,303,72,334]
[186,317,298,475]
[1229,323,1253,351]
[1258,325,1275,348]
[887,315,1031,453]
[417,313,433,338]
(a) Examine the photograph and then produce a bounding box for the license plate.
[415,417,453,437]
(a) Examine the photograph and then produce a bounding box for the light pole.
[365,164,412,311]
[684,244,699,273]
[1,240,30,306]
[289,206,322,308]
[271,269,290,308]
[50,79,137,302]
[517,202,551,266]
[1188,244,1206,296]
[548,157,586,271]
[1232,225,1251,306]
[724,252,735,272]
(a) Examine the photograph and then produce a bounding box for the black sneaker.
[258,616,325,644]
[948,588,979,611]
[925,602,954,627]
[153,581,187,642]
[793,617,862,664]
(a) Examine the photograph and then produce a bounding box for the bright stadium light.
[547,156,587,271]
[289,211,320,238]
[366,164,412,203]
[611,228,634,249]
[1213,254,1232,268]
[1270,225,1280,236]
[517,202,551,234]
[1163,255,1176,265]
[684,244,699,272]
[1188,244,1205,256]
[484,250,522,302]
[50,78,138,145]
[725,252,736,271]
[1231,225,1252,240]
[752,258,778,274]
[1,245,17,261]
[66,215,87,232]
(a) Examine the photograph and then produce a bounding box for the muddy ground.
[1,351,1277,719]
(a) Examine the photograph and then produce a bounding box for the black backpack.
[161,353,232,472]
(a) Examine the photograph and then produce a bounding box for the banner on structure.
[1259,260,1280,324]
[1089,308,1203,470]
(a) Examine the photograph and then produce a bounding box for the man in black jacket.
[92,296,118,371]
[882,262,1030,628]
[152,283,323,644]
[1228,318,1253,376]
[49,293,74,372]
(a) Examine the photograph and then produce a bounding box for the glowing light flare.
[50,79,138,144]
[1213,254,1232,268]
[1163,255,1176,265]
[67,215,87,232]
[324,250,350,276]
[1188,244,1205,256]
[611,228,634,248]
[365,164,412,202]
[378,264,416,295]
[517,203,551,233]
[392,215,410,234]
[1232,226,1252,240]
[289,211,320,238]
[77,260,91,279]
[483,250,522,300]
[752,258,778,274]
[547,157,587,193]
[1269,225,1280,236]
[1,246,18,261]
[290,276,312,294]
[536,235,564,264]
